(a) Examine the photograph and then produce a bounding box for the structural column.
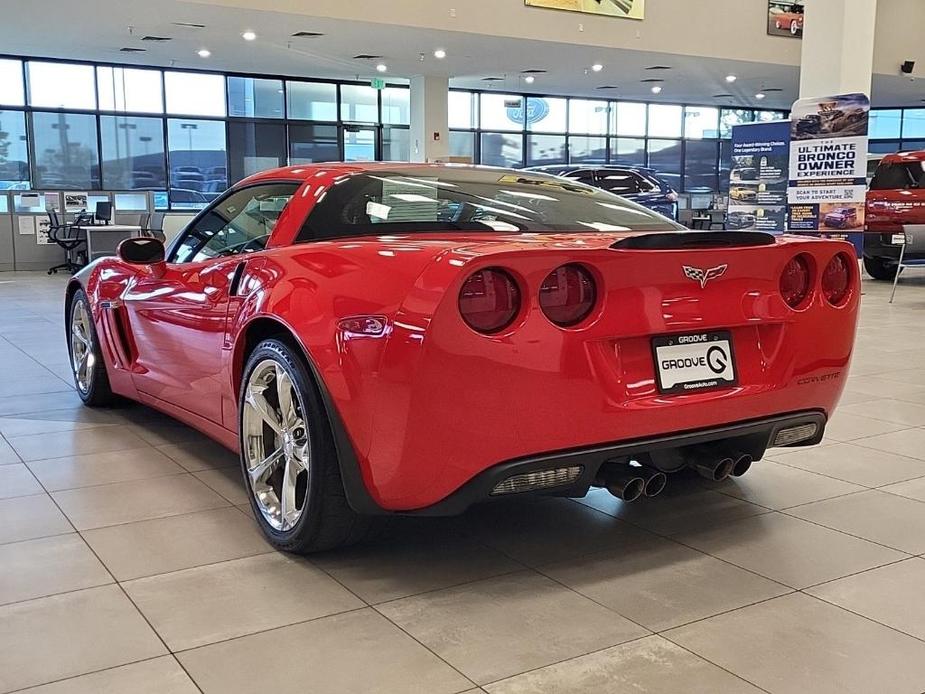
[409,75,449,163]
[799,0,877,98]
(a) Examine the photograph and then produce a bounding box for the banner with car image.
[728,120,790,234]
[787,93,869,244]
[524,0,644,20]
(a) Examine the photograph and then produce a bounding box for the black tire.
[67,289,115,407]
[864,256,898,281]
[239,338,376,553]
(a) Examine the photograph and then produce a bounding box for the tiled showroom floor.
[2,270,925,693]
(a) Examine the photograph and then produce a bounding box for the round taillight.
[458,268,520,334]
[822,253,852,306]
[780,254,812,309]
[539,264,597,327]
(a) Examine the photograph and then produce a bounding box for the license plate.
[892,233,906,245]
[652,331,737,394]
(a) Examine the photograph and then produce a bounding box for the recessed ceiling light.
[197,48,211,58]
[651,85,663,94]
[434,49,446,59]
[242,30,256,41]
[725,74,737,83]
[524,75,535,84]
[376,63,388,73]
[591,63,604,72]
[755,92,766,100]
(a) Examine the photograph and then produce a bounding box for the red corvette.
[65,163,859,552]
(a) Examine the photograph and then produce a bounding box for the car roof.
[879,150,925,163]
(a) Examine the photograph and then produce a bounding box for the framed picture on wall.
[524,0,644,21]
[768,1,804,38]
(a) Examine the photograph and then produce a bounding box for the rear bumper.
[409,410,826,516]
[864,233,925,262]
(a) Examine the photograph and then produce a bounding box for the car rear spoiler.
[611,231,776,250]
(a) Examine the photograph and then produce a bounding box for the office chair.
[94,201,112,225]
[46,211,87,275]
[142,211,167,242]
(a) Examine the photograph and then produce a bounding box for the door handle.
[229,261,247,297]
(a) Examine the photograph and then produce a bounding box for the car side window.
[595,170,641,195]
[170,183,300,264]
[564,170,596,185]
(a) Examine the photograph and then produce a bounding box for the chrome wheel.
[242,359,310,532]
[70,300,95,394]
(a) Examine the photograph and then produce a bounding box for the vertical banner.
[729,120,790,234]
[787,93,869,249]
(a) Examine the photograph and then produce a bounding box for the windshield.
[298,167,681,241]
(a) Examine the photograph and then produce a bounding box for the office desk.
[73,225,142,261]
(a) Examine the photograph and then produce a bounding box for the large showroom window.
[289,124,339,164]
[0,110,29,188]
[341,85,378,123]
[684,139,720,191]
[612,137,646,167]
[287,81,337,121]
[0,59,25,106]
[166,118,227,209]
[27,62,96,110]
[31,111,101,189]
[381,88,410,125]
[570,135,607,163]
[227,77,285,119]
[100,115,167,190]
[647,104,683,138]
[448,91,478,129]
[228,121,287,182]
[869,109,902,140]
[527,134,567,166]
[528,97,567,134]
[719,108,755,138]
[684,106,720,139]
[382,126,410,161]
[481,131,523,167]
[900,109,925,138]
[569,99,609,135]
[481,93,524,132]
[449,130,475,160]
[97,67,163,114]
[164,72,227,117]
[615,102,647,137]
[647,139,682,191]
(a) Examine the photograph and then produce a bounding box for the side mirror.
[118,237,165,265]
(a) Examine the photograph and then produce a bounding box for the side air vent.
[611,231,776,250]
[521,69,547,74]
[141,35,172,42]
[645,65,672,71]
[353,54,383,60]
[640,78,664,83]
[119,47,146,53]
[482,77,504,82]
[292,31,324,38]
[596,85,619,90]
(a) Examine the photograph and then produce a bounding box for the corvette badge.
[683,264,728,289]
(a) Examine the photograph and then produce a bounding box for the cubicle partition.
[0,190,189,271]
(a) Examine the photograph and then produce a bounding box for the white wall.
[163,213,194,245]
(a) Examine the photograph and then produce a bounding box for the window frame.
[167,179,303,263]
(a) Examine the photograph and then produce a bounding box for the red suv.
[864,151,925,279]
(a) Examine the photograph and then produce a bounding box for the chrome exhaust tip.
[694,456,734,482]
[606,474,645,503]
[642,470,667,498]
[731,454,753,477]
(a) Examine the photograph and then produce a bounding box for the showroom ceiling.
[0,0,921,108]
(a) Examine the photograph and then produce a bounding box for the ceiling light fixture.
[591,63,604,72]
[725,74,737,83]
[376,63,388,73]
[524,75,535,84]
[197,48,211,58]
[242,30,257,41]
[651,84,663,94]
[434,49,446,59]
[755,91,766,100]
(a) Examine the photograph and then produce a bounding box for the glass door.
[343,126,378,162]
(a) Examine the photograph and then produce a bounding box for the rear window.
[870,162,925,190]
[298,167,681,241]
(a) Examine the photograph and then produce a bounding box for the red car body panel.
[70,164,859,512]
[866,151,925,234]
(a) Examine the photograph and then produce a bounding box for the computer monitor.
[94,201,112,224]
[689,193,713,210]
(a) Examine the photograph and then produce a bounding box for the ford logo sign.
[506,98,551,126]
